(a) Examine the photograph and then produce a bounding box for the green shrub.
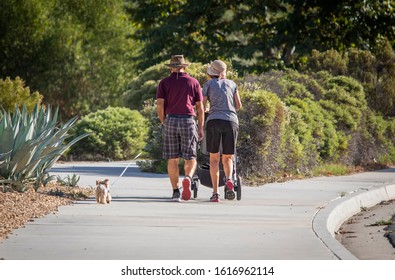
[123,60,238,110]
[237,89,287,181]
[240,69,326,101]
[279,70,318,100]
[373,40,395,117]
[354,110,395,165]
[239,71,285,94]
[323,76,366,108]
[306,49,348,76]
[70,107,148,161]
[306,42,395,117]
[347,48,376,86]
[123,64,169,109]
[0,77,43,112]
[317,75,366,134]
[285,97,340,163]
[136,99,167,173]
[238,67,394,183]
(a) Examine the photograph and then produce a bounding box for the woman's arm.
[234,90,242,111]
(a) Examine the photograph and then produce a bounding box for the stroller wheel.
[192,179,199,199]
[225,188,236,200]
[236,176,242,200]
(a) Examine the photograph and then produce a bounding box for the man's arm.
[196,100,204,141]
[157,98,165,124]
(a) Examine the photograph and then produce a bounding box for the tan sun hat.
[207,60,227,76]
[165,55,190,68]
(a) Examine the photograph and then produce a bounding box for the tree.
[127,0,395,72]
[127,0,284,71]
[0,0,139,120]
[276,0,395,65]
[0,77,43,112]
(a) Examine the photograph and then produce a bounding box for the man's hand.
[157,98,165,124]
[198,127,204,142]
[196,100,205,141]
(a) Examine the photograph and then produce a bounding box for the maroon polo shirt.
[156,72,202,116]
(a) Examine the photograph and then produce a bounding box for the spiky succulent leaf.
[0,104,91,191]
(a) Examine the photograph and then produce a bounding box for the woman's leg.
[222,154,234,180]
[209,152,221,194]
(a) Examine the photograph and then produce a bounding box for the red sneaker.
[182,176,191,201]
[225,180,235,200]
[210,193,220,202]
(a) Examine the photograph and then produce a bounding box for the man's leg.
[168,158,180,190]
[184,158,197,179]
[181,158,195,201]
[180,118,198,201]
[168,158,181,201]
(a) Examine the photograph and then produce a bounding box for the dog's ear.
[96,180,100,185]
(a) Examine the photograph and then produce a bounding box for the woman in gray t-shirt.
[202,60,242,202]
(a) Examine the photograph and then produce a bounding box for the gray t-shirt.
[202,78,238,125]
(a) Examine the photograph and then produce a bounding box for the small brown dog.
[96,179,111,204]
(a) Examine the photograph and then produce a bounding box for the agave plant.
[56,174,80,188]
[0,104,91,192]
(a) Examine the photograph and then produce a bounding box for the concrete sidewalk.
[0,162,394,260]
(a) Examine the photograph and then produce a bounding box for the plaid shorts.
[162,116,198,160]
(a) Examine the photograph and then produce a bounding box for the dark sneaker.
[225,180,235,200]
[182,176,191,201]
[172,189,181,202]
[210,193,220,202]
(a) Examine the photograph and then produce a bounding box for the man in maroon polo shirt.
[157,55,204,201]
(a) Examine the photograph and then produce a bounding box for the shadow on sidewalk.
[75,196,184,204]
[50,165,167,179]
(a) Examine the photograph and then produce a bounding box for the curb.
[312,183,395,260]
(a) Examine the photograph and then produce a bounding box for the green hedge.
[237,68,395,183]
[237,89,287,181]
[69,107,148,161]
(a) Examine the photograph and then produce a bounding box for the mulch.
[0,183,94,240]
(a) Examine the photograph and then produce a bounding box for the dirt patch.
[0,182,94,241]
[335,200,395,259]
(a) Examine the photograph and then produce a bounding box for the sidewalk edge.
[312,183,395,260]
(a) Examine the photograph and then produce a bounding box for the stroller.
[191,124,242,200]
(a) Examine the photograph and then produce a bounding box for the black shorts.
[205,119,238,154]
